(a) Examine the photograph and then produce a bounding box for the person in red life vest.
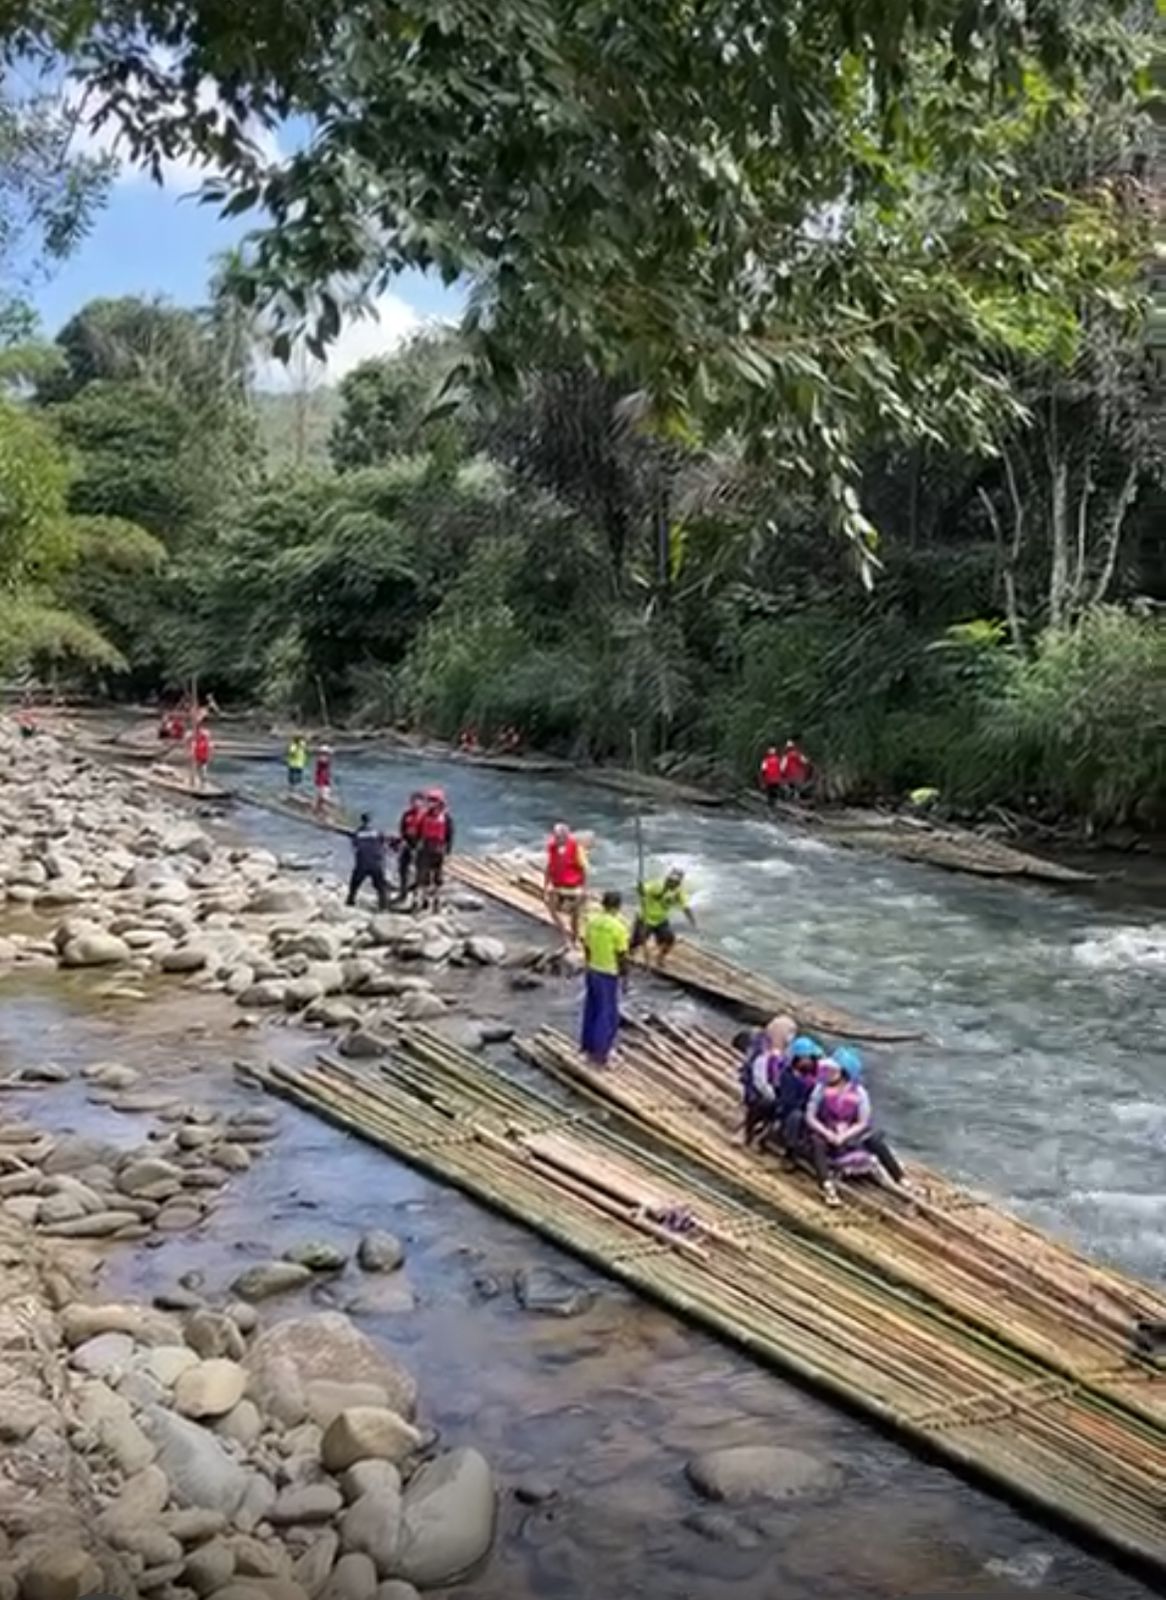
[396,790,427,904]
[191,722,213,789]
[313,743,334,814]
[778,738,811,801]
[543,821,589,946]
[415,788,454,913]
[759,745,782,807]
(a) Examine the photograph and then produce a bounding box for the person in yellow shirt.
[580,890,630,1067]
[632,868,695,970]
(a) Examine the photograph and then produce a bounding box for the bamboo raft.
[516,1018,1166,1431]
[242,1031,1166,1572]
[826,823,1094,885]
[447,854,925,1043]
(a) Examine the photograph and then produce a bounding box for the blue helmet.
[790,1036,823,1060]
[833,1046,864,1081]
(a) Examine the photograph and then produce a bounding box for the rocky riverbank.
[0,725,543,1600]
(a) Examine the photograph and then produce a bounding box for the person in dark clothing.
[396,790,426,904]
[347,813,391,911]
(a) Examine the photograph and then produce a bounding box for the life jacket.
[400,806,425,843]
[760,752,780,786]
[193,731,211,762]
[815,1082,862,1132]
[315,756,331,785]
[547,834,585,888]
[739,1040,786,1106]
[420,808,449,847]
[780,747,808,784]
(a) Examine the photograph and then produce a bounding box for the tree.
[12,1,1151,562]
[331,334,467,470]
[0,397,156,677]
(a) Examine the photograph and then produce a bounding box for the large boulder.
[394,1448,495,1588]
[685,1445,841,1504]
[244,1313,417,1420]
[139,1405,250,1516]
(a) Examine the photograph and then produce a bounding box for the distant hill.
[253,388,342,468]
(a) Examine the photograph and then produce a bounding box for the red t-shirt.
[780,748,809,784]
[315,756,332,787]
[193,730,211,763]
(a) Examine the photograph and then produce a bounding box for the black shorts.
[631,917,674,950]
[415,846,446,888]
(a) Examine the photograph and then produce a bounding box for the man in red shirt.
[759,746,781,807]
[543,822,589,945]
[415,789,454,913]
[778,738,811,801]
[191,722,213,789]
[313,744,333,814]
[396,789,426,904]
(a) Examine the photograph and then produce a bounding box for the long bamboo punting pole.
[514,1022,1166,1430]
[239,1039,1166,1573]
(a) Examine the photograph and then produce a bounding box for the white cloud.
[252,292,429,391]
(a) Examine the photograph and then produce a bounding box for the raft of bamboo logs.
[448,854,925,1042]
[242,1027,1166,1574]
[516,1017,1166,1431]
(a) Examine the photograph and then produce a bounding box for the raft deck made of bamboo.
[516,1017,1166,1431]
[243,1030,1166,1573]
[448,854,924,1043]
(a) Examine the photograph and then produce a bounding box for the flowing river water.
[4,745,1163,1600]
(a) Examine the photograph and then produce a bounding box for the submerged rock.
[356,1231,404,1274]
[231,1260,314,1302]
[513,1265,596,1318]
[685,1445,841,1504]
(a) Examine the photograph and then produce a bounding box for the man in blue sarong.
[580,890,630,1067]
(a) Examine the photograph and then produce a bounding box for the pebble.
[174,1358,247,1420]
[69,1331,136,1377]
[19,1549,104,1600]
[270,1484,344,1525]
[183,1539,236,1596]
[283,1240,349,1273]
[322,1553,377,1600]
[340,1485,403,1577]
[321,1408,423,1473]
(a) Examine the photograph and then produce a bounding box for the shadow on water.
[0,967,1160,1600]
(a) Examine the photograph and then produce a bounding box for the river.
[227,749,1166,1285]
[14,742,1153,1600]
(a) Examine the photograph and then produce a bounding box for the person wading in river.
[415,789,454,914]
[581,890,630,1067]
[346,813,391,911]
[544,821,589,946]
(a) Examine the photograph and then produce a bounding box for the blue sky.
[30,159,464,388]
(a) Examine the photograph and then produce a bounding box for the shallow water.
[227,752,1166,1283]
[0,981,1159,1600]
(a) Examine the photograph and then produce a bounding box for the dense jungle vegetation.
[0,1,1163,827]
